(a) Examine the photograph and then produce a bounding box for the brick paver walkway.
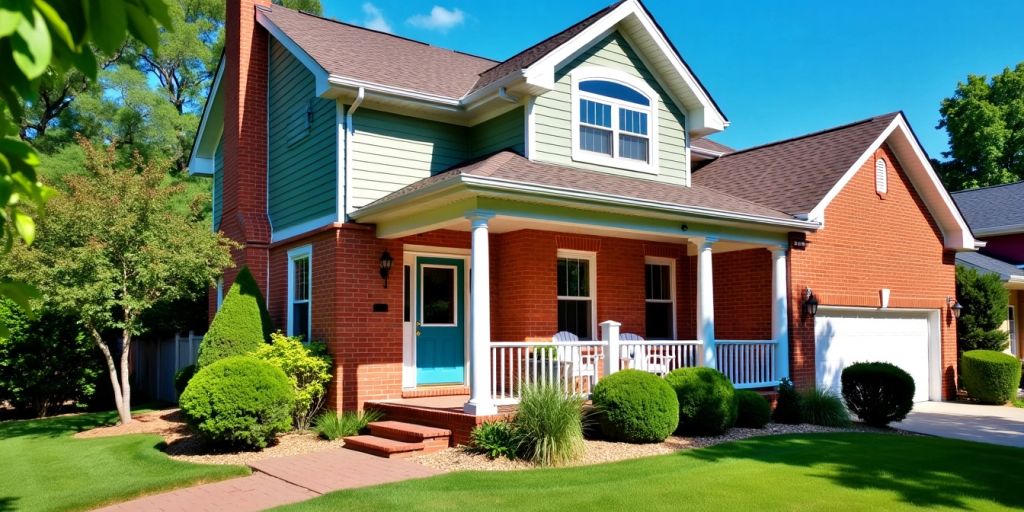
[95,448,441,512]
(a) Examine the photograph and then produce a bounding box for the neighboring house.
[952,181,1024,358]
[190,0,975,432]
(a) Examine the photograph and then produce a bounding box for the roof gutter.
[343,87,365,220]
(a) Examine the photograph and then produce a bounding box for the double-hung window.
[644,258,675,339]
[1009,305,1017,357]
[573,72,657,173]
[557,252,596,340]
[288,245,312,341]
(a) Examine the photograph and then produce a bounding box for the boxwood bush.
[196,267,273,368]
[664,367,736,435]
[180,356,294,450]
[962,350,1021,404]
[591,369,678,443]
[174,364,196,397]
[841,362,915,426]
[734,390,771,428]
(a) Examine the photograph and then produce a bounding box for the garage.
[814,308,940,402]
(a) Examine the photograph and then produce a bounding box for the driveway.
[895,401,1024,448]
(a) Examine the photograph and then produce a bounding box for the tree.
[275,0,322,15]
[955,265,1010,352]
[936,62,1024,191]
[196,266,273,368]
[7,138,235,424]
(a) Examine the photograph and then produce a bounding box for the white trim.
[271,213,336,243]
[570,67,660,174]
[802,114,975,251]
[188,56,225,175]
[335,100,345,221]
[405,251,472,390]
[1007,305,1017,357]
[402,244,471,256]
[644,256,677,339]
[525,96,536,160]
[418,264,459,327]
[556,249,598,341]
[256,9,331,96]
[286,245,313,339]
[216,277,224,311]
[344,88,365,217]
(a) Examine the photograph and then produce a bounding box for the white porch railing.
[490,341,607,404]
[716,340,778,389]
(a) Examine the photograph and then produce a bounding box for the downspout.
[344,87,365,221]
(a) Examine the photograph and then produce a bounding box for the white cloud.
[407,5,466,33]
[361,2,392,33]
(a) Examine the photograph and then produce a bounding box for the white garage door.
[815,309,936,402]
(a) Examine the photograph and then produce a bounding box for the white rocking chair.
[619,333,675,376]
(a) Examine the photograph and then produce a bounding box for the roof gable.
[952,181,1024,236]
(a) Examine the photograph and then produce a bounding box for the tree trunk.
[92,330,132,425]
[120,331,132,424]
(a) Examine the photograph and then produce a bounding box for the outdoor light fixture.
[379,249,394,288]
[947,296,963,319]
[803,287,819,317]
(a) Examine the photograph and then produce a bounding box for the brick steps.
[342,421,452,458]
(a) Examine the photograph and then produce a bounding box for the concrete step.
[368,421,451,452]
[342,435,425,458]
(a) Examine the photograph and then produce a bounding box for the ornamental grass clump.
[514,384,586,466]
[313,409,384,440]
[800,387,851,428]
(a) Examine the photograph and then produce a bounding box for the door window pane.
[422,267,455,325]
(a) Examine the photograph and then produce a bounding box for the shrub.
[591,369,678,443]
[800,388,851,427]
[664,367,736,436]
[734,390,771,428]
[196,267,273,368]
[0,301,102,416]
[313,409,384,440]
[471,421,521,459]
[180,356,294,450]
[841,362,915,427]
[956,266,1010,352]
[174,364,196,397]
[514,384,586,466]
[254,333,333,429]
[962,350,1021,404]
[772,377,802,424]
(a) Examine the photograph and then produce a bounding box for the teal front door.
[416,257,465,385]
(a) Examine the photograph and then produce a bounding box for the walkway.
[95,447,441,511]
[895,401,1024,448]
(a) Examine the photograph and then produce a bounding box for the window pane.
[645,264,671,300]
[619,108,647,135]
[645,302,673,340]
[422,267,455,324]
[580,126,613,155]
[619,134,649,162]
[558,258,589,297]
[292,303,310,341]
[558,300,592,339]
[579,80,650,106]
[293,256,309,301]
[579,99,612,127]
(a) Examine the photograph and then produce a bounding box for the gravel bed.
[414,422,903,472]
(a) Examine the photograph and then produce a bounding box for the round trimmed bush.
[664,367,736,435]
[734,390,771,428]
[841,362,915,427]
[174,364,196,397]
[591,369,679,443]
[961,350,1021,404]
[180,356,294,450]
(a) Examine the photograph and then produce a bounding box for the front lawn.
[0,411,249,512]
[277,433,1024,511]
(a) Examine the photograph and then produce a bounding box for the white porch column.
[465,210,497,416]
[695,237,717,368]
[771,246,790,381]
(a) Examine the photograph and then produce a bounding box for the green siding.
[213,134,223,230]
[268,39,337,231]
[350,109,471,208]
[470,106,525,157]
[532,32,689,185]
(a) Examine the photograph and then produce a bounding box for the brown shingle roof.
[692,113,899,216]
[692,137,734,154]
[360,150,795,221]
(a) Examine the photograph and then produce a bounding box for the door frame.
[402,246,471,389]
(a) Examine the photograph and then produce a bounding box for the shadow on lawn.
[0,411,117,440]
[684,433,1024,510]
[0,497,17,512]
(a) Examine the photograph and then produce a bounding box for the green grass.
[276,433,1024,512]
[0,411,249,512]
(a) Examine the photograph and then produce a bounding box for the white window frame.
[1009,305,1017,357]
[556,249,598,340]
[418,263,459,327]
[215,277,224,311]
[287,245,313,339]
[570,67,660,174]
[644,256,677,339]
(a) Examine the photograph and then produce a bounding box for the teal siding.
[533,32,689,185]
[470,106,525,157]
[268,39,337,231]
[213,134,223,231]
[350,109,470,208]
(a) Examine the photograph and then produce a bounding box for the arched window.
[875,158,887,195]
[572,70,657,172]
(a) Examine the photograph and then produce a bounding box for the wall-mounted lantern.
[379,249,394,288]
[803,287,819,317]
[947,296,963,319]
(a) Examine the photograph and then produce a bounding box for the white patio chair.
[619,333,675,376]
[551,331,599,391]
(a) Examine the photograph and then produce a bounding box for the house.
[190,0,975,446]
[952,181,1024,358]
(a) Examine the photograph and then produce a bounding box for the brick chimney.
[221,0,272,294]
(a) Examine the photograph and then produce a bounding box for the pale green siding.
[213,134,223,231]
[532,32,689,185]
[470,106,525,157]
[350,109,471,208]
[268,39,337,231]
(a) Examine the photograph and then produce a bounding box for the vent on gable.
[875,158,887,196]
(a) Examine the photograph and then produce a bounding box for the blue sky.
[321,0,1024,160]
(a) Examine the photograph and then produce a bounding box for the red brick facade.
[788,144,958,399]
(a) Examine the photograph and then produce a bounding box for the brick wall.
[788,143,958,398]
